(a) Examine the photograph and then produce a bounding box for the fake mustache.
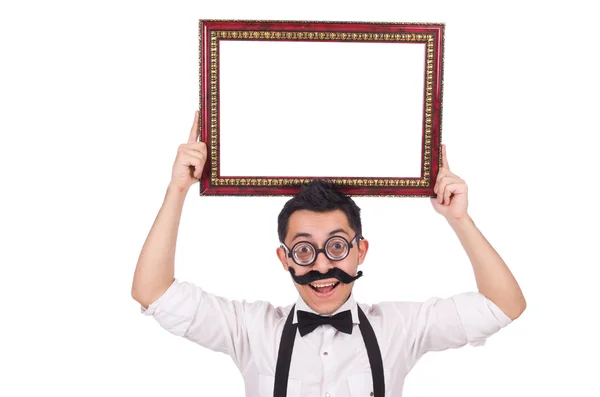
[288,266,363,285]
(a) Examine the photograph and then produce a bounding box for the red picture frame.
[198,20,444,196]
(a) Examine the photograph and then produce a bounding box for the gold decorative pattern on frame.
[207,30,435,188]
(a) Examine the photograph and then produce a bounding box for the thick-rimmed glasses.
[281,234,363,266]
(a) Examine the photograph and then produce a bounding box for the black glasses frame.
[281,234,363,266]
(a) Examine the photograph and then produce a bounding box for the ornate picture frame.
[198,20,444,196]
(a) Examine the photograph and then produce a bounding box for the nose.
[312,249,333,272]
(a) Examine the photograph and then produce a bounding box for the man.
[131,111,526,397]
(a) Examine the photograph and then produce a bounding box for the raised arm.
[131,111,207,308]
[431,145,526,320]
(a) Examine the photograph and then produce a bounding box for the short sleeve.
[139,278,266,370]
[401,292,512,360]
[451,292,512,346]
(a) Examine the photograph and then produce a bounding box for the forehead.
[287,210,351,239]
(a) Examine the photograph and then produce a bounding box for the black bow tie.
[296,309,354,337]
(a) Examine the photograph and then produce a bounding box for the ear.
[276,247,289,271]
[357,238,369,265]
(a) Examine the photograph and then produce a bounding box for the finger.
[189,148,207,178]
[443,183,454,206]
[442,144,450,170]
[194,165,203,179]
[180,147,205,162]
[436,169,447,186]
[437,178,445,203]
[434,176,441,197]
[443,182,462,206]
[436,171,459,195]
[434,177,441,201]
[191,156,205,179]
[436,166,457,185]
[179,147,206,178]
[178,143,205,157]
[436,176,459,203]
[184,141,207,156]
[187,110,199,144]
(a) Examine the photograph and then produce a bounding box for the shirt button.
[323,351,328,356]
[370,392,374,396]
[325,393,330,397]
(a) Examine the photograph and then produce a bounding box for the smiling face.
[277,209,369,315]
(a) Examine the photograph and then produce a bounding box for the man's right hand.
[169,110,207,191]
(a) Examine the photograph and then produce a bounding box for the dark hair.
[277,180,362,243]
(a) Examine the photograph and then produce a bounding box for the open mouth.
[308,281,341,296]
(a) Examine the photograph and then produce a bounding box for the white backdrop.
[219,40,425,177]
[0,1,598,396]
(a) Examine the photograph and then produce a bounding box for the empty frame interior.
[219,40,425,178]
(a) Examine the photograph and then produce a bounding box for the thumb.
[187,111,199,144]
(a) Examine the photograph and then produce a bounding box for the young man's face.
[276,209,369,315]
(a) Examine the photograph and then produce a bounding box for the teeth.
[310,282,337,288]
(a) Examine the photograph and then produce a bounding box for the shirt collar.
[292,292,360,325]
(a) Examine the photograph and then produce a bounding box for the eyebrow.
[328,228,350,237]
[290,228,350,243]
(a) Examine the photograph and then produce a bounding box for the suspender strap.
[273,304,297,397]
[357,305,385,397]
[274,304,385,397]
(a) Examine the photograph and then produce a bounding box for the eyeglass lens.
[292,236,350,265]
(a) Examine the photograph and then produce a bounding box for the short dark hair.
[277,180,362,243]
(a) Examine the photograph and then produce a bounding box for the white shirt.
[141,279,512,397]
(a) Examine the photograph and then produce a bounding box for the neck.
[303,291,353,315]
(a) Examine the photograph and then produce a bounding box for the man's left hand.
[431,144,469,221]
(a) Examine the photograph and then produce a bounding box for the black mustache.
[288,267,363,285]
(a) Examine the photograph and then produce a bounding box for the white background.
[0,1,598,396]
[219,40,424,177]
